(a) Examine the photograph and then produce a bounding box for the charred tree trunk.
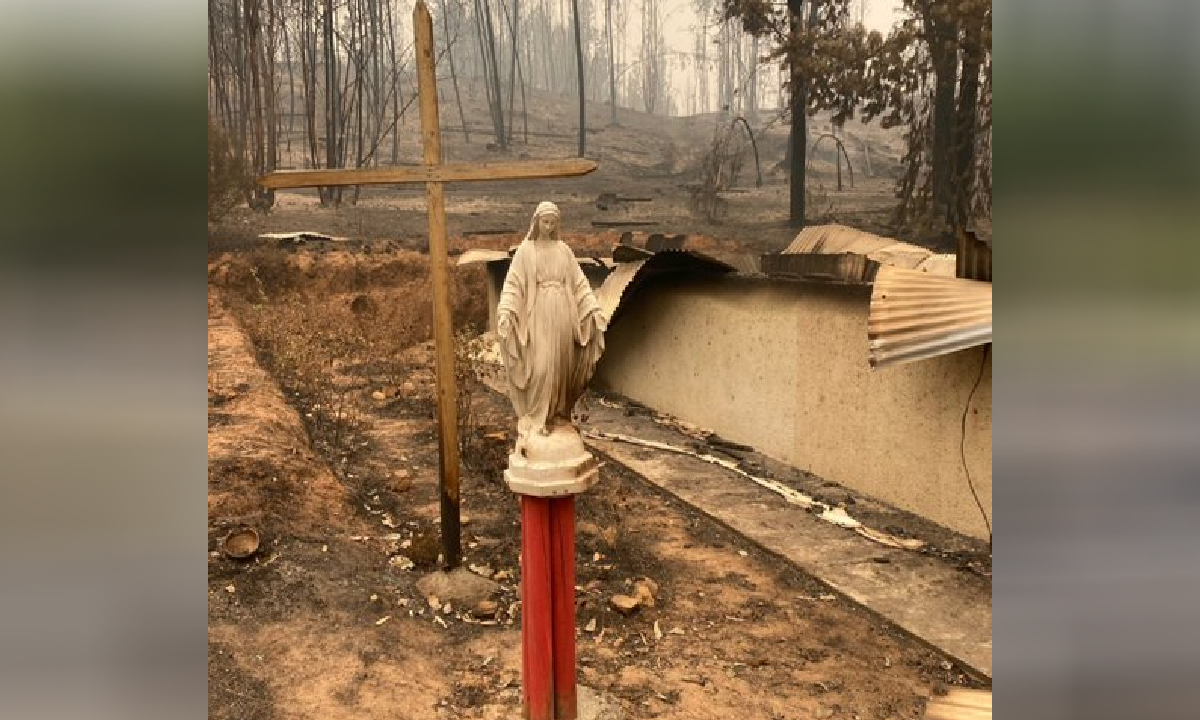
[928,10,958,228]
[506,0,520,142]
[952,16,982,233]
[321,0,342,205]
[605,0,616,125]
[475,0,508,147]
[786,0,811,228]
[443,0,471,143]
[747,35,759,122]
[571,0,586,155]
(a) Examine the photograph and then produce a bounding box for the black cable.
[961,344,992,546]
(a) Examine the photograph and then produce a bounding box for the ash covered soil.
[208,246,987,720]
[209,81,921,257]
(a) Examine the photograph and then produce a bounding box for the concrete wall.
[593,274,992,541]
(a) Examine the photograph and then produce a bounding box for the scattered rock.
[417,568,501,607]
[442,602,453,615]
[585,618,597,632]
[494,569,514,581]
[474,600,500,619]
[579,522,619,548]
[601,527,618,547]
[427,595,441,609]
[401,381,416,396]
[610,594,641,615]
[632,577,658,607]
[469,563,494,578]
[814,706,834,719]
[653,621,663,640]
[371,390,386,401]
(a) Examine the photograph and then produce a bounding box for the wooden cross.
[258,0,597,570]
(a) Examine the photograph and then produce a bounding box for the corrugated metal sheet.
[456,248,513,266]
[595,250,736,323]
[783,224,955,276]
[868,266,992,368]
[956,229,992,281]
[760,252,875,284]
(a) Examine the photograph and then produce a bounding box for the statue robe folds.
[498,238,607,444]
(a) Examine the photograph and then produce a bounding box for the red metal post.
[521,496,555,720]
[550,496,578,720]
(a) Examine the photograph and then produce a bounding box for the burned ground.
[208,246,988,720]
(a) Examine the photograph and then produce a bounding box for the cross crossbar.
[258,158,597,189]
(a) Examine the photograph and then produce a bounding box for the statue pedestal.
[506,424,598,720]
[504,424,600,498]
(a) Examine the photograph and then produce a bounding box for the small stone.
[442,602,453,615]
[653,621,663,640]
[814,706,834,719]
[610,594,640,614]
[398,598,411,607]
[416,568,502,607]
[474,600,500,618]
[494,570,513,581]
[395,469,411,480]
[225,585,236,594]
[632,578,658,607]
[600,527,619,547]
[668,626,685,635]
[370,594,379,601]
[593,552,603,562]
[401,381,416,396]
[737,550,748,557]
[389,555,415,571]
[427,595,441,609]
[577,521,602,537]
[469,564,494,578]
[585,618,597,632]
[371,390,386,401]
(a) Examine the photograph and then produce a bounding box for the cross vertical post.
[414,0,461,570]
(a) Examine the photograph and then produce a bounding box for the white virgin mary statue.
[498,202,607,455]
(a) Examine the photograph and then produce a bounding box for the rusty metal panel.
[868,266,992,368]
[760,252,875,284]
[782,224,954,276]
[956,229,993,281]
